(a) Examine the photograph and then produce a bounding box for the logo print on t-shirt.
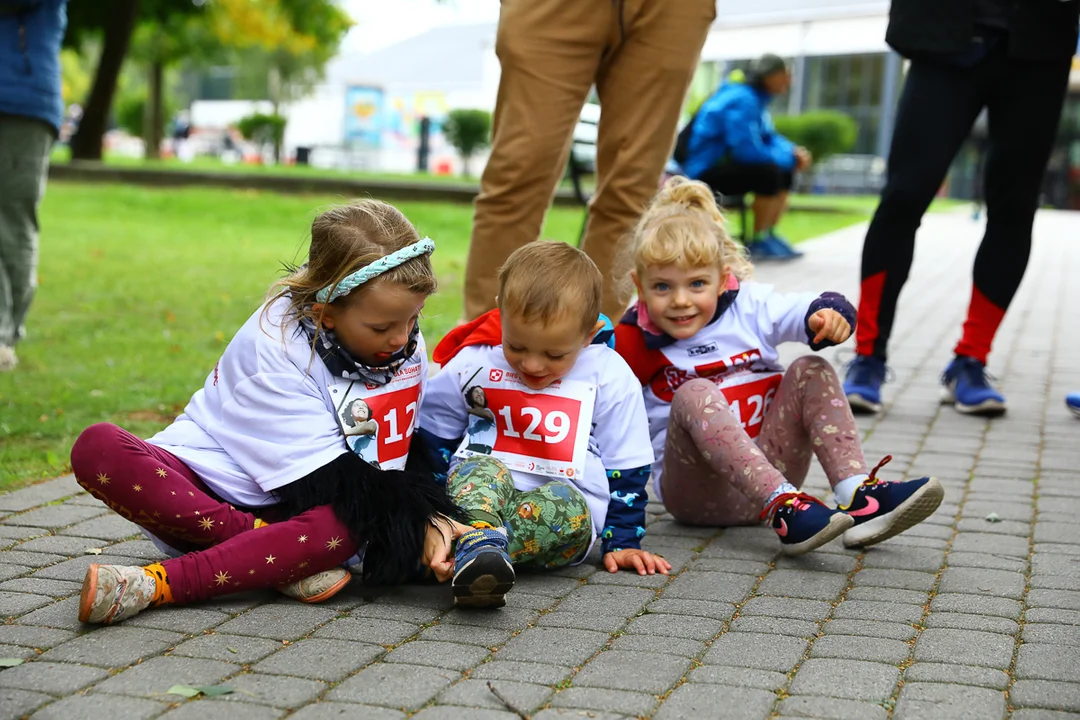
[489,369,504,382]
[687,342,719,357]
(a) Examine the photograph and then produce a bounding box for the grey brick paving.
[438,678,552,714]
[287,703,405,719]
[27,693,169,720]
[894,683,1006,720]
[164,703,286,719]
[208,672,328,708]
[0,660,108,695]
[550,687,657,716]
[779,695,889,720]
[654,684,775,720]
[93,656,239,697]
[325,663,460,709]
[2,213,1078,716]
[254,638,385,680]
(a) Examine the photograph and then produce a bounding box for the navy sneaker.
[1066,393,1080,418]
[764,230,805,259]
[760,492,854,556]
[840,455,944,548]
[843,355,888,414]
[941,355,1006,416]
[452,527,515,608]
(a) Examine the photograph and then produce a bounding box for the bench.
[567,104,751,243]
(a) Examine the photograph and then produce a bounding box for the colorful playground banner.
[344,86,385,148]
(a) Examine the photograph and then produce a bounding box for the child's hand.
[422,516,470,582]
[603,549,672,576]
[808,309,851,345]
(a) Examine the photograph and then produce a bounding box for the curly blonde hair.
[616,176,752,302]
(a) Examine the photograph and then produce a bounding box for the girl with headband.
[70,200,470,625]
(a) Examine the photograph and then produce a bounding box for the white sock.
[833,475,869,507]
[764,482,800,509]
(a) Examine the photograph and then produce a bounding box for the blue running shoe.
[746,235,798,263]
[761,492,854,556]
[941,356,1006,416]
[452,527,515,608]
[843,355,887,414]
[1066,393,1080,418]
[764,230,805,259]
[839,456,944,548]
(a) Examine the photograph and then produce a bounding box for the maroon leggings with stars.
[70,423,358,604]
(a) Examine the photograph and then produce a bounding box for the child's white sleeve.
[217,372,347,493]
[418,352,469,442]
[592,353,655,472]
[753,285,818,348]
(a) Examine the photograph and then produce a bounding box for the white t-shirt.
[420,344,654,545]
[149,297,427,508]
[615,281,817,501]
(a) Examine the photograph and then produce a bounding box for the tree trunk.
[144,58,164,159]
[70,0,141,161]
[268,65,282,164]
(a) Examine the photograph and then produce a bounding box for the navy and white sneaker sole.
[780,513,854,556]
[941,386,1007,417]
[452,551,515,609]
[843,477,944,548]
[846,392,882,415]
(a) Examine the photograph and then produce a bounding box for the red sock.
[954,287,1005,364]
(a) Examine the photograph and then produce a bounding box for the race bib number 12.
[719,372,782,439]
[330,371,421,469]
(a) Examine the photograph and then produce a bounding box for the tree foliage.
[443,109,492,176]
[66,0,353,161]
[773,111,859,165]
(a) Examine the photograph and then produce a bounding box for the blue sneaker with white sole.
[838,456,944,548]
[1066,393,1080,418]
[760,492,854,556]
[941,355,1006,416]
[452,527,515,608]
[764,230,804,259]
[843,354,888,414]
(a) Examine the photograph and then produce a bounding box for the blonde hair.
[265,200,436,338]
[617,176,752,302]
[498,241,601,334]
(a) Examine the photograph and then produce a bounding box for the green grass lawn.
[52,149,968,214]
[0,181,869,490]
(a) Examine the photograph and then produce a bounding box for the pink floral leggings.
[661,355,868,526]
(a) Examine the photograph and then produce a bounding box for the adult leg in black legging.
[854,45,1069,364]
[955,57,1070,363]
[853,58,986,361]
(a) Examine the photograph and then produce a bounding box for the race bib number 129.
[455,374,595,480]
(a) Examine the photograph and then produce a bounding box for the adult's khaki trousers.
[463,0,716,321]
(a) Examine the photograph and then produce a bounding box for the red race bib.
[364,383,420,465]
[718,372,782,439]
[455,372,595,479]
[330,363,423,469]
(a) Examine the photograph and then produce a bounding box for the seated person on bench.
[677,54,811,261]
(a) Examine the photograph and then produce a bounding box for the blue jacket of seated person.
[681,70,796,180]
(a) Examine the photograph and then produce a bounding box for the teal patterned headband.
[316,237,436,303]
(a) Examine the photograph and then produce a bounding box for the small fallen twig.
[487,681,528,719]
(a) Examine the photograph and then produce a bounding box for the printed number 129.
[498,406,571,444]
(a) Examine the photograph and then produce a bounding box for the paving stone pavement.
[2,210,1079,719]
